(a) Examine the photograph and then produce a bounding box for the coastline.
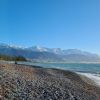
[0,63,100,100]
[0,61,100,87]
[30,61,100,64]
[77,72,100,87]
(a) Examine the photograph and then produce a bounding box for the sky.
[0,0,100,54]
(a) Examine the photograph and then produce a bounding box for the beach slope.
[0,63,100,100]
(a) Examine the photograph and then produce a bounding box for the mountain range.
[0,43,100,62]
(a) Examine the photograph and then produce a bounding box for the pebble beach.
[0,63,100,100]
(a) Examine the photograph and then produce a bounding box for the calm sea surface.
[18,62,100,74]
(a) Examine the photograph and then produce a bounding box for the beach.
[0,63,100,100]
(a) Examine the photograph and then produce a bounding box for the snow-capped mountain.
[0,43,25,50]
[28,46,48,52]
[9,45,25,49]
[0,43,100,62]
[28,46,63,54]
[62,49,99,57]
[27,46,99,58]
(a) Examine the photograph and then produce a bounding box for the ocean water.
[19,62,100,86]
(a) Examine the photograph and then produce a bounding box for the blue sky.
[0,0,100,53]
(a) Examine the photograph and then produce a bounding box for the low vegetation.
[0,54,27,61]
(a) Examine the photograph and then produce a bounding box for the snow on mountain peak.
[29,46,48,52]
[0,43,99,57]
[9,45,26,49]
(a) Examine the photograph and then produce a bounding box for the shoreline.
[30,61,100,64]
[1,61,100,87]
[77,72,100,87]
[0,63,100,99]
[1,60,100,64]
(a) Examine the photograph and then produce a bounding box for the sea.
[5,61,100,86]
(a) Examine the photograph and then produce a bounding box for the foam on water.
[78,72,100,86]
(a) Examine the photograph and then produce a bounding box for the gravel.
[0,63,100,100]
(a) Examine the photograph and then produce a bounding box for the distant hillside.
[0,43,100,62]
[0,54,27,61]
